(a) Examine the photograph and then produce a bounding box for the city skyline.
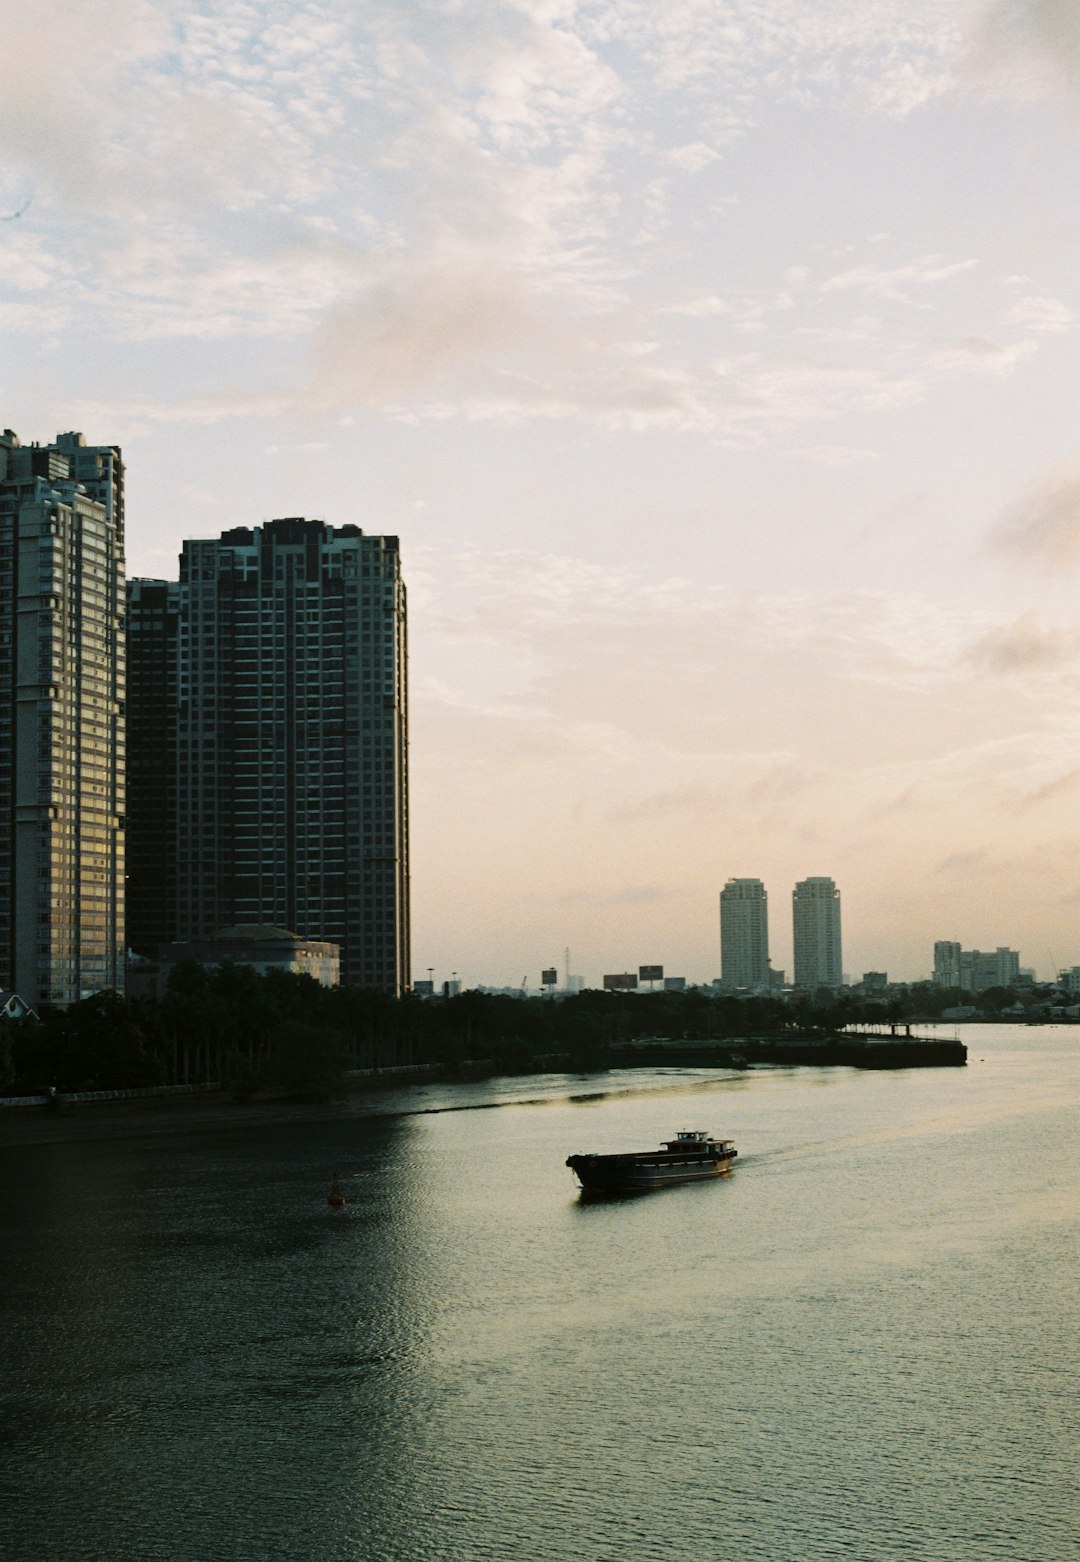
[4,4,1080,985]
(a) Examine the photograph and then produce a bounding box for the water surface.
[4,1025,1079,1560]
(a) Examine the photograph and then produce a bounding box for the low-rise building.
[0,989,37,1022]
[160,925,340,989]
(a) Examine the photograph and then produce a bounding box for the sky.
[3,0,1080,988]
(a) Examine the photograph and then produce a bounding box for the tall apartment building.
[0,430,125,1006]
[719,877,770,989]
[792,876,842,990]
[966,948,1020,992]
[127,518,409,993]
[933,940,962,988]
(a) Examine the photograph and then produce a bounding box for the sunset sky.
[4,0,1080,986]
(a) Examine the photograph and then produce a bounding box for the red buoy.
[328,1171,346,1208]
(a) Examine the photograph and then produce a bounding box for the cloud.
[1006,294,1076,333]
[961,611,1080,675]
[545,883,672,908]
[311,258,538,401]
[667,142,723,173]
[820,257,980,305]
[936,851,986,874]
[1013,767,1080,811]
[969,0,1080,102]
[610,785,726,824]
[609,1,958,114]
[987,469,1080,570]
[408,541,1080,978]
[0,0,1063,455]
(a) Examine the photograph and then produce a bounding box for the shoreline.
[0,1034,967,1149]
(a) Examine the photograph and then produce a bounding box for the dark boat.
[566,1129,737,1194]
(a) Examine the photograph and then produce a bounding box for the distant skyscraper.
[933,940,962,988]
[720,877,770,988]
[0,430,125,1006]
[127,518,409,993]
[792,876,842,990]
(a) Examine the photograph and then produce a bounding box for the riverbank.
[0,1032,966,1147]
[603,1032,966,1069]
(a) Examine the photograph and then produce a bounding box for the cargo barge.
[566,1129,737,1194]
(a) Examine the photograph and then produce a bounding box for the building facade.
[792,876,842,990]
[719,877,770,989]
[126,579,178,962]
[127,518,409,993]
[934,942,1019,993]
[933,940,962,988]
[0,430,125,1006]
[966,948,1020,991]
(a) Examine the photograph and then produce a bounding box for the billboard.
[541,967,558,986]
[639,964,664,982]
[603,972,638,991]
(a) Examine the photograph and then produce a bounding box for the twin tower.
[720,876,843,992]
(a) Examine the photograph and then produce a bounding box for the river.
[3,1023,1079,1561]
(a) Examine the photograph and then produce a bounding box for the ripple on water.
[4,1033,1080,1561]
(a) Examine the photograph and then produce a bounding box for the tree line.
[0,965,1020,1099]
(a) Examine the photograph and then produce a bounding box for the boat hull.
[567,1150,736,1195]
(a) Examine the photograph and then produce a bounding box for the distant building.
[934,942,1020,993]
[0,430,125,1007]
[792,877,842,990]
[965,948,1020,992]
[160,925,340,988]
[1060,967,1080,995]
[933,941,962,988]
[720,878,770,989]
[861,971,888,992]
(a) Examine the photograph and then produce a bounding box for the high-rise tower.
[719,877,770,989]
[792,876,842,990]
[0,430,125,1006]
[932,940,962,988]
[127,518,409,994]
[125,579,178,964]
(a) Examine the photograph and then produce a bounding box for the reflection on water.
[4,1026,1080,1561]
